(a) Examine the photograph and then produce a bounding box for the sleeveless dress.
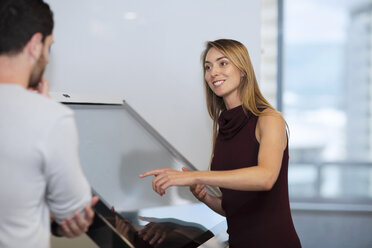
[211,105,301,248]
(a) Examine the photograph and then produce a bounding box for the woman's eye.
[221,61,227,66]
[205,65,211,70]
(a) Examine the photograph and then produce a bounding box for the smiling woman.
[140,39,302,248]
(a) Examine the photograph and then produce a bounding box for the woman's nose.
[211,66,220,76]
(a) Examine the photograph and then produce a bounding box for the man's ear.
[26,32,43,62]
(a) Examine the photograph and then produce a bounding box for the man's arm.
[51,196,99,238]
[42,113,92,223]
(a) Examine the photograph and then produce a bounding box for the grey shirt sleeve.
[41,114,92,223]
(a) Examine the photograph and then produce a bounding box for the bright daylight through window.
[282,0,372,203]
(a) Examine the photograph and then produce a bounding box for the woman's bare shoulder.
[257,108,286,129]
[260,108,284,119]
[256,108,287,144]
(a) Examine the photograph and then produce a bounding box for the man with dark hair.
[0,1,98,247]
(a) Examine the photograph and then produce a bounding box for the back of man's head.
[0,0,54,56]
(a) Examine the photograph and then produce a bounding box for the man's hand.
[54,195,99,238]
[35,77,50,98]
[28,77,50,98]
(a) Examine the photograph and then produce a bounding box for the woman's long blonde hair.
[201,39,275,152]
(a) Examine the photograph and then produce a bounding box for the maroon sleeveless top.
[211,105,301,248]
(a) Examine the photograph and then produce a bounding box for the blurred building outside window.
[261,0,372,205]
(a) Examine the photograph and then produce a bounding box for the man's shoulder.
[24,90,73,118]
[37,95,72,116]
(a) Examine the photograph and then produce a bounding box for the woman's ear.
[26,32,43,62]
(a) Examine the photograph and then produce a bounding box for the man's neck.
[0,54,30,88]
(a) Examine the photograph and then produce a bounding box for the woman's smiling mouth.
[213,80,225,86]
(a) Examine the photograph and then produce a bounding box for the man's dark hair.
[0,0,54,55]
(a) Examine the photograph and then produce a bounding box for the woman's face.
[204,47,242,105]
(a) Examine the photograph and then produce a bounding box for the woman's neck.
[223,95,242,110]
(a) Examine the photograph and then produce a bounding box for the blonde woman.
[140,39,301,247]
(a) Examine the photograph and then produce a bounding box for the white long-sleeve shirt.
[0,84,91,248]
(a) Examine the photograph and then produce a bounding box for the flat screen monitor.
[55,94,228,248]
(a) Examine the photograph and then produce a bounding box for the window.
[282,0,372,203]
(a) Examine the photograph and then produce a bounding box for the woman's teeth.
[213,80,224,86]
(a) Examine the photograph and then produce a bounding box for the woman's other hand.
[182,167,208,202]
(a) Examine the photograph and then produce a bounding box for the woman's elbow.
[261,177,276,191]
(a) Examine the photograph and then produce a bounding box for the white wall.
[44,0,261,170]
